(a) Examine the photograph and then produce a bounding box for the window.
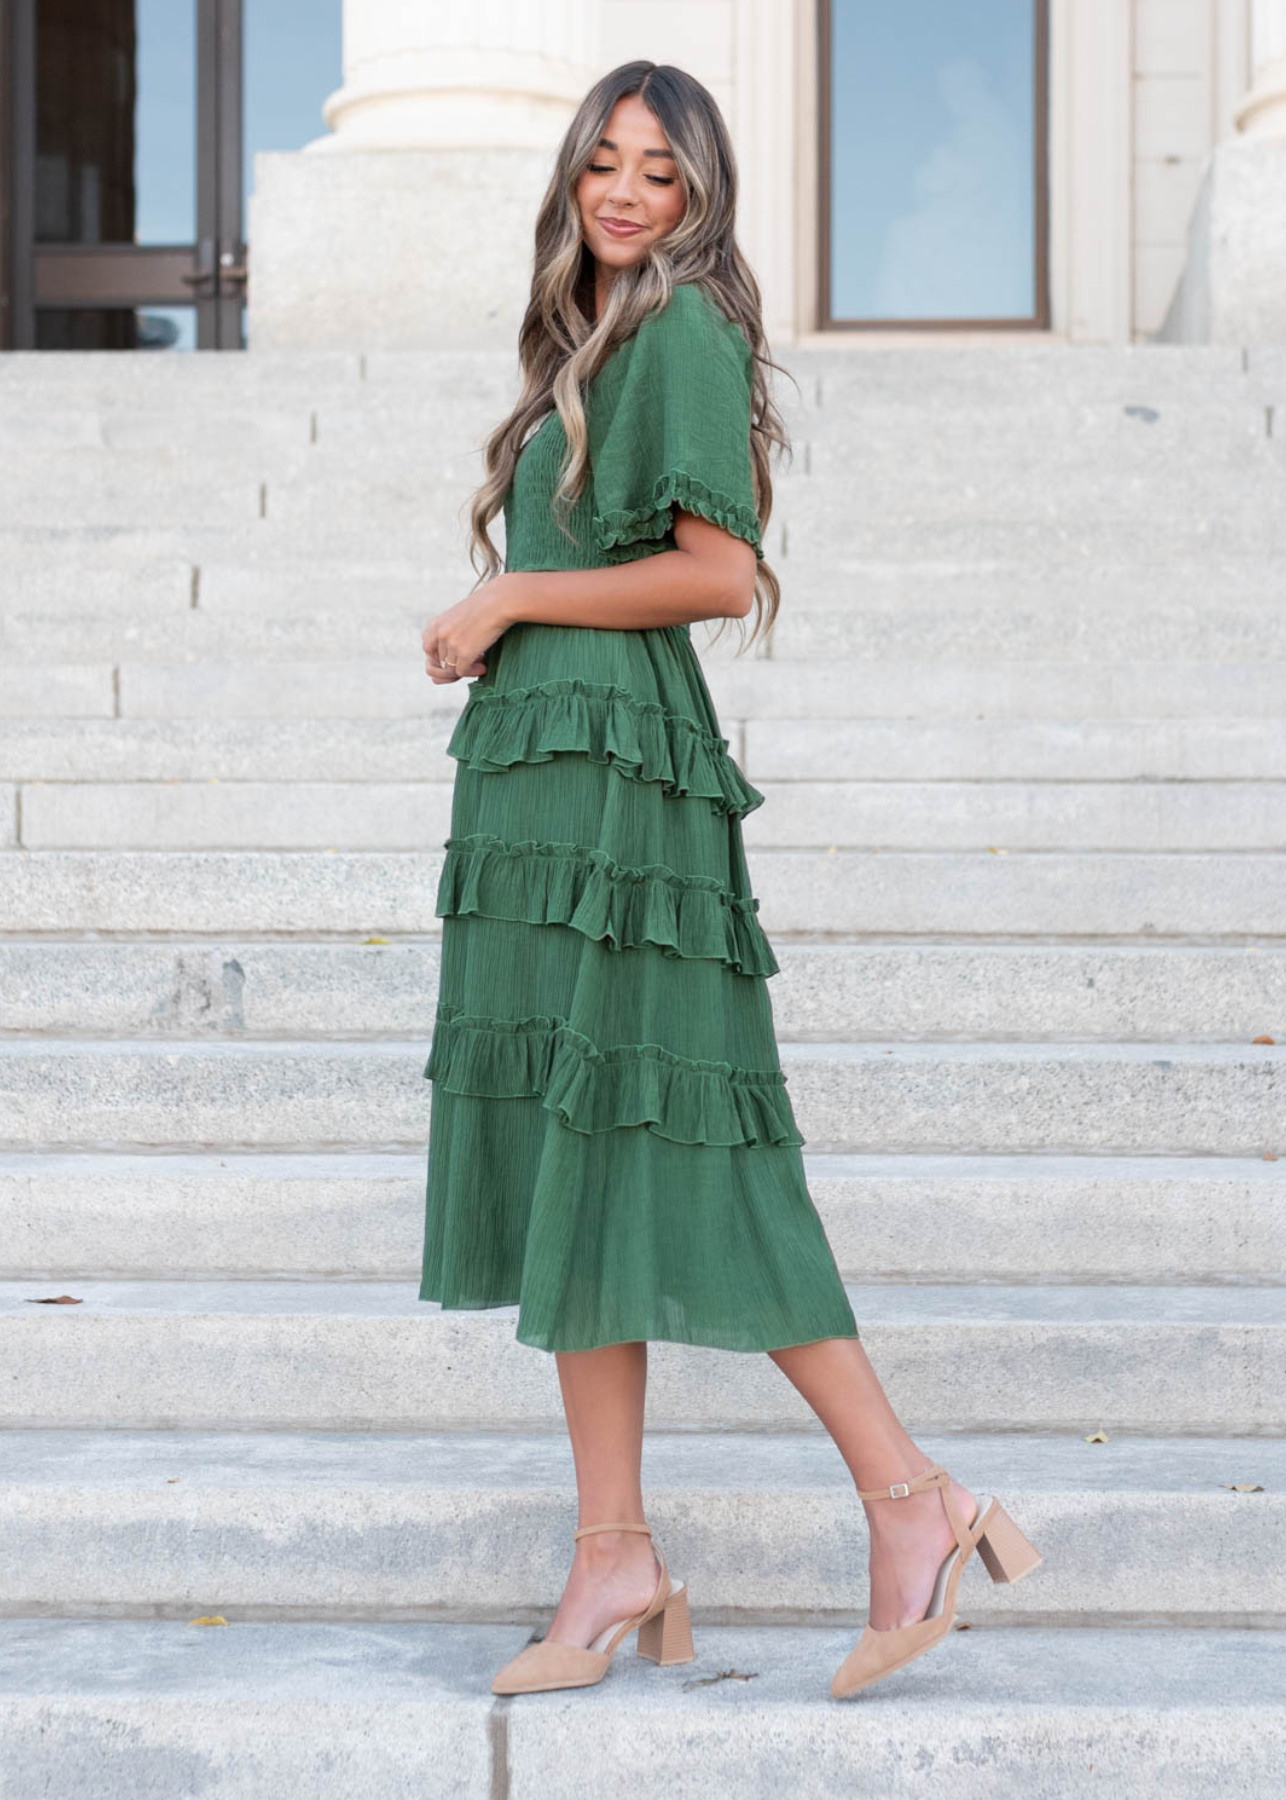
[819,0,1049,328]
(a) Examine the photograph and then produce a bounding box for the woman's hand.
[422,578,522,683]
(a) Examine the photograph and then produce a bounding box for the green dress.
[419,281,860,1355]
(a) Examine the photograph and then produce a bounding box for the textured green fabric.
[420,280,859,1354]
[502,282,766,572]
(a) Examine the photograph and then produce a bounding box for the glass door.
[12,0,243,348]
[4,0,340,350]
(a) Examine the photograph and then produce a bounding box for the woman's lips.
[599,218,644,237]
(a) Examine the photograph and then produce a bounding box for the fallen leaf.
[1084,1429,1110,1443]
[682,1667,758,1689]
[1219,1483,1265,1493]
[167,1478,180,1484]
[1252,1034,1276,1045]
[986,846,1009,856]
[188,1615,228,1627]
[955,1621,972,1631]
[1266,1152,1279,1162]
[362,936,389,945]
[25,1294,82,1305]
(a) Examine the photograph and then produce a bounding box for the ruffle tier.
[424,1002,805,1149]
[437,831,779,978]
[592,467,765,563]
[445,675,765,820]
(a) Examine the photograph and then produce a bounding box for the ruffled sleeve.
[587,283,764,565]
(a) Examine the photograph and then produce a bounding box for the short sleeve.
[587,283,764,564]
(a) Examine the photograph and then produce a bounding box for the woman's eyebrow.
[596,136,676,160]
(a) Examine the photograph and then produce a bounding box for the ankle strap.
[573,1521,652,1540]
[856,1464,948,1502]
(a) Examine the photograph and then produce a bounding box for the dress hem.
[416,1287,861,1356]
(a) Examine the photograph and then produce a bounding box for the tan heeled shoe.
[831,1462,1043,1699]
[490,1520,695,1695]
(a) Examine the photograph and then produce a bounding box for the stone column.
[1234,0,1286,138]
[248,0,600,349]
[1159,0,1286,341]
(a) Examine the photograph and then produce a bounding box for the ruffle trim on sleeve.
[592,468,765,562]
[446,677,765,818]
[424,1004,804,1148]
[437,832,779,977]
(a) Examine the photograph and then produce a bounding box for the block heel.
[974,1498,1044,1584]
[830,1463,1046,1699]
[636,1580,695,1665]
[491,1519,694,1694]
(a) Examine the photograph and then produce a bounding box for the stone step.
[2,457,269,528]
[2,1619,1281,1800]
[15,441,1276,525]
[3,941,1282,1043]
[797,395,1275,445]
[7,501,1285,563]
[0,406,315,454]
[15,775,1286,852]
[773,599,1286,661]
[6,535,1286,613]
[101,656,1286,724]
[5,848,1284,936]
[0,344,1269,410]
[798,342,1266,402]
[0,395,1270,458]
[0,1428,1279,1623]
[801,433,1285,487]
[0,1036,1275,1159]
[9,460,1275,546]
[774,490,1286,558]
[309,396,1276,459]
[0,348,366,395]
[3,1151,1281,1285]
[8,593,1285,665]
[4,715,1286,783]
[1,1279,1279,1432]
[0,664,115,719]
[747,717,1286,780]
[0,1038,1279,1154]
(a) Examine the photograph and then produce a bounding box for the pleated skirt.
[419,614,860,1354]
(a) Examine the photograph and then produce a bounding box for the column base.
[1157,138,1286,343]
[246,150,553,350]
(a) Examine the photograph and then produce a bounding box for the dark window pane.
[35,305,196,351]
[830,0,1039,321]
[35,0,196,246]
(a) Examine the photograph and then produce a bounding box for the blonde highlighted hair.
[465,59,794,652]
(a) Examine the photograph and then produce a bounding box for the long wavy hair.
[464,60,793,653]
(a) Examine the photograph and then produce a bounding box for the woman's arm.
[423,512,757,682]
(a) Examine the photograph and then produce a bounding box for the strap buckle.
[888,1482,911,1498]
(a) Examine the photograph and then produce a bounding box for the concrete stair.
[0,1430,1279,1621]
[1,341,1283,1795]
[3,1621,1282,1799]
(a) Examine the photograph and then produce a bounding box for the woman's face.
[576,94,687,280]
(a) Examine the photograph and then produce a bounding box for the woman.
[418,60,1042,1700]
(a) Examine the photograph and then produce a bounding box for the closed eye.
[587,163,675,185]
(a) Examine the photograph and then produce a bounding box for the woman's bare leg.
[540,1340,664,1647]
[769,1335,978,1630]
